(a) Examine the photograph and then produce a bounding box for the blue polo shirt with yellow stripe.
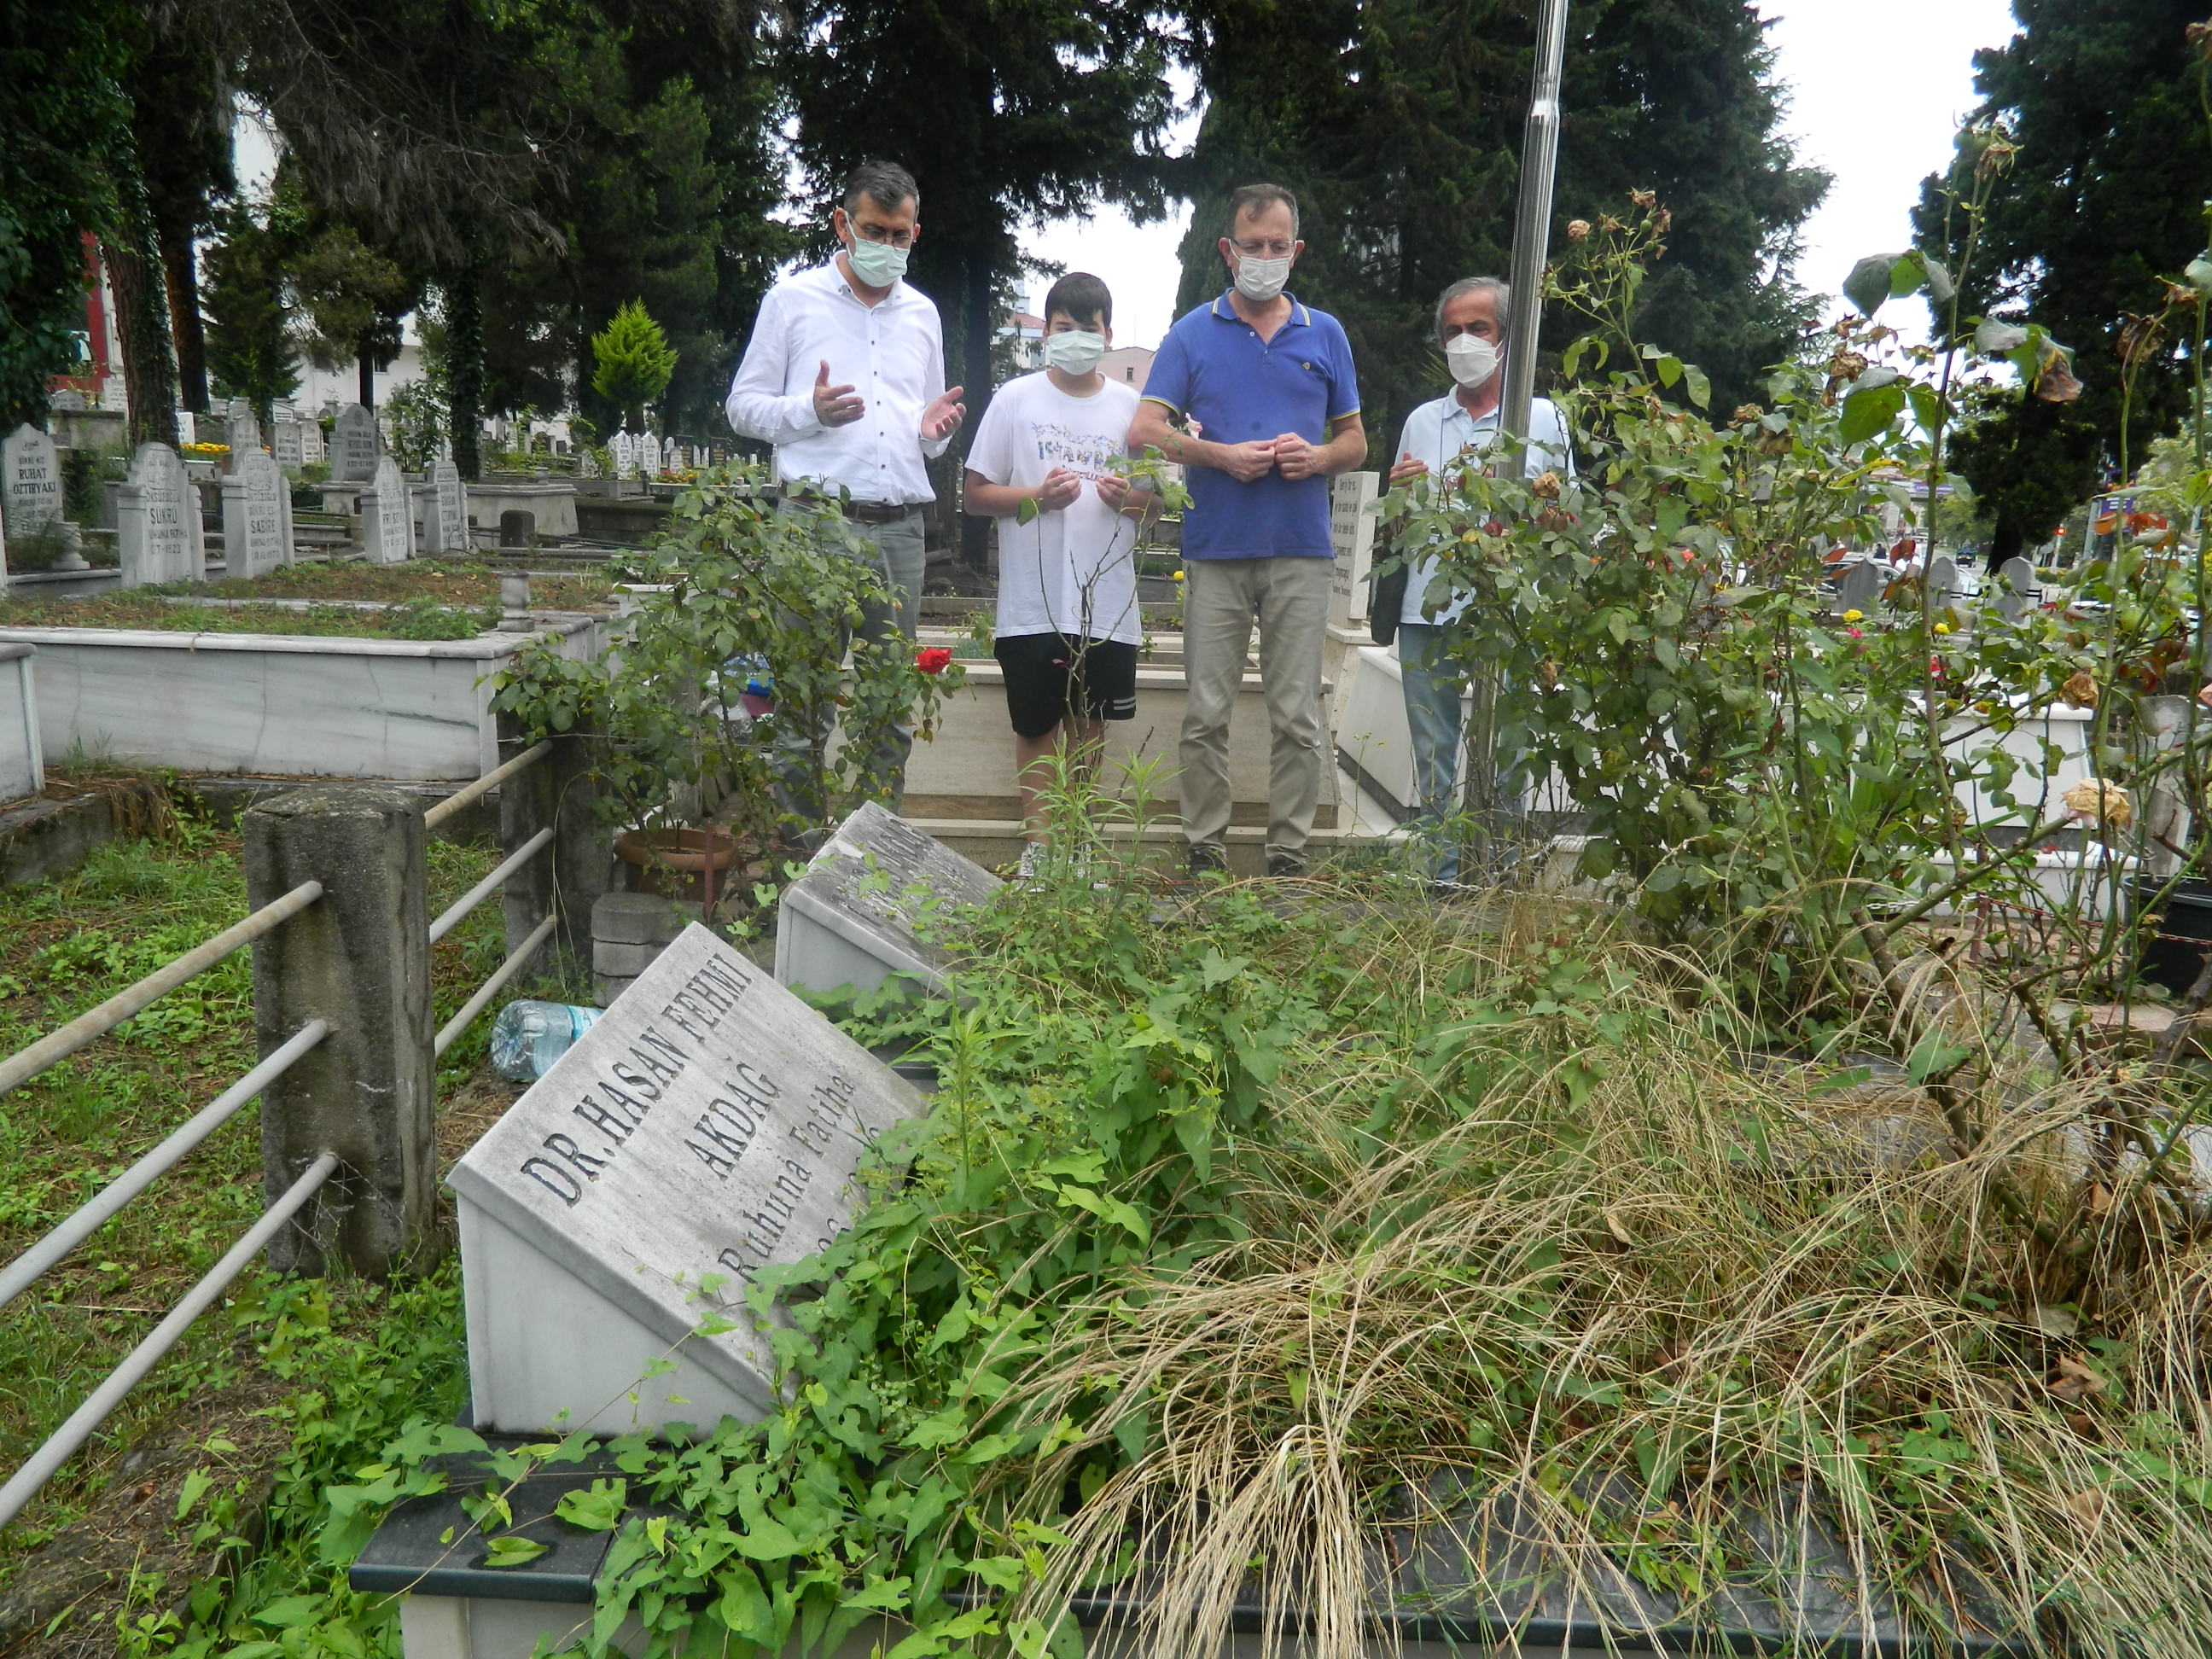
[1140,289,1361,560]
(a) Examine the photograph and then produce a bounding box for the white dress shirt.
[1397,393,1572,626]
[724,260,953,505]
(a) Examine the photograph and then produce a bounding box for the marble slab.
[364,456,414,563]
[220,449,291,578]
[428,460,468,552]
[451,923,927,1435]
[3,425,62,540]
[774,801,1002,997]
[333,404,378,480]
[1328,469,1379,627]
[0,643,41,804]
[273,418,304,469]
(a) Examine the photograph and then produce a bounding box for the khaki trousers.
[1178,556,1333,859]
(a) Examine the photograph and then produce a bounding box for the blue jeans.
[1398,622,1522,882]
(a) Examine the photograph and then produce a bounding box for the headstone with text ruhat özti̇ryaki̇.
[2,424,63,541]
[332,404,378,482]
[220,448,291,578]
[273,416,304,470]
[362,455,414,563]
[774,801,1003,998]
[447,923,928,1436]
[116,441,204,588]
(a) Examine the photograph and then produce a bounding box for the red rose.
[916,647,953,675]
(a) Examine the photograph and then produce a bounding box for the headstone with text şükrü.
[449,923,928,1435]
[1327,469,1379,629]
[2,424,64,541]
[430,458,468,551]
[774,801,1003,998]
[362,456,413,563]
[332,404,378,481]
[116,442,202,588]
[272,417,304,470]
[219,449,290,578]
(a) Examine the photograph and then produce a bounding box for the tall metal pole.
[1500,0,1572,443]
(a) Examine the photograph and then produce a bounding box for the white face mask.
[1446,334,1500,387]
[844,233,909,288]
[1233,252,1292,303]
[1043,330,1106,375]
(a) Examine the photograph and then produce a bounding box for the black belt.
[786,491,919,524]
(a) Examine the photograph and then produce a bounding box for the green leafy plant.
[590,300,678,434]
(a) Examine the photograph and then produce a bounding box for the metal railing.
[0,731,588,1534]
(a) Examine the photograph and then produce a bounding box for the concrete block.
[594,974,636,1009]
[591,892,701,946]
[591,937,664,978]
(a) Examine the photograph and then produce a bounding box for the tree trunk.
[358,350,375,410]
[107,160,179,451]
[447,264,484,480]
[957,254,994,573]
[159,218,208,412]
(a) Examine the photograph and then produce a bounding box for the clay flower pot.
[614,825,742,907]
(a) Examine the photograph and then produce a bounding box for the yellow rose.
[1842,608,1864,623]
[1933,621,1951,635]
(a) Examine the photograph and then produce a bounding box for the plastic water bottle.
[489,1000,602,1082]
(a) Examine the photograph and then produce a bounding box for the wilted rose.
[2064,778,2132,829]
[2061,670,2098,708]
[1731,403,1763,427]
[1535,505,1576,533]
[1538,659,1559,689]
[1829,349,1869,382]
[1531,469,1563,499]
[1566,218,1591,242]
[1630,188,1657,209]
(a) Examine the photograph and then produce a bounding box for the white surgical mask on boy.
[1233,252,1292,303]
[845,235,909,288]
[1446,334,1500,388]
[1043,330,1106,375]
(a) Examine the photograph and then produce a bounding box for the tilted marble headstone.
[272,417,304,469]
[3,425,63,539]
[219,448,291,578]
[116,442,203,588]
[224,398,261,469]
[774,801,1004,998]
[1837,559,1882,618]
[661,436,678,472]
[1924,553,1959,609]
[1328,470,1379,626]
[361,456,413,563]
[1994,555,2036,622]
[450,923,928,1435]
[430,459,468,552]
[577,445,601,479]
[332,404,379,481]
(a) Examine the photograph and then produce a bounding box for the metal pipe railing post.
[245,787,437,1277]
[1500,0,1572,445]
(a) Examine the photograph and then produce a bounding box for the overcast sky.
[1022,0,2022,352]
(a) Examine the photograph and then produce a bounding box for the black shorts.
[992,633,1138,738]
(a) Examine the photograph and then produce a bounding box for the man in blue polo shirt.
[1130,183,1365,877]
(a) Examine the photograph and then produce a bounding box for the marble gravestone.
[1994,555,2037,622]
[333,404,379,481]
[661,436,678,473]
[575,445,600,480]
[1837,559,1882,619]
[224,398,261,468]
[272,417,305,470]
[774,801,1004,998]
[1924,553,1959,615]
[362,456,415,563]
[3,424,64,541]
[611,431,635,478]
[220,449,292,578]
[116,441,204,588]
[450,923,928,1436]
[429,459,468,552]
[300,419,327,468]
[1328,469,1379,628]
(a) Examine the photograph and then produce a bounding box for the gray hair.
[842,160,919,216]
[1435,276,1511,344]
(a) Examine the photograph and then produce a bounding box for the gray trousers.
[1179,556,1334,859]
[771,504,927,835]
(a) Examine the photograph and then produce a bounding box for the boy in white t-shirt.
[963,273,1155,870]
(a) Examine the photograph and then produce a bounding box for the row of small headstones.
[1831,552,2040,624]
[597,432,722,480]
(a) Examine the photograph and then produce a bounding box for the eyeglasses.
[1232,239,1295,259]
[854,224,917,249]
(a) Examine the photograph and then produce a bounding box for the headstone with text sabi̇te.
[774,801,1003,998]
[117,441,204,588]
[362,456,415,563]
[448,923,928,1437]
[332,403,379,481]
[3,424,64,541]
[219,448,292,578]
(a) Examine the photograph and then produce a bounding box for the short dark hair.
[1042,272,1113,329]
[841,160,919,217]
[1226,183,1300,240]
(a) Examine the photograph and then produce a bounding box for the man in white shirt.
[962,273,1153,876]
[725,160,968,834]
[1387,276,1570,885]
